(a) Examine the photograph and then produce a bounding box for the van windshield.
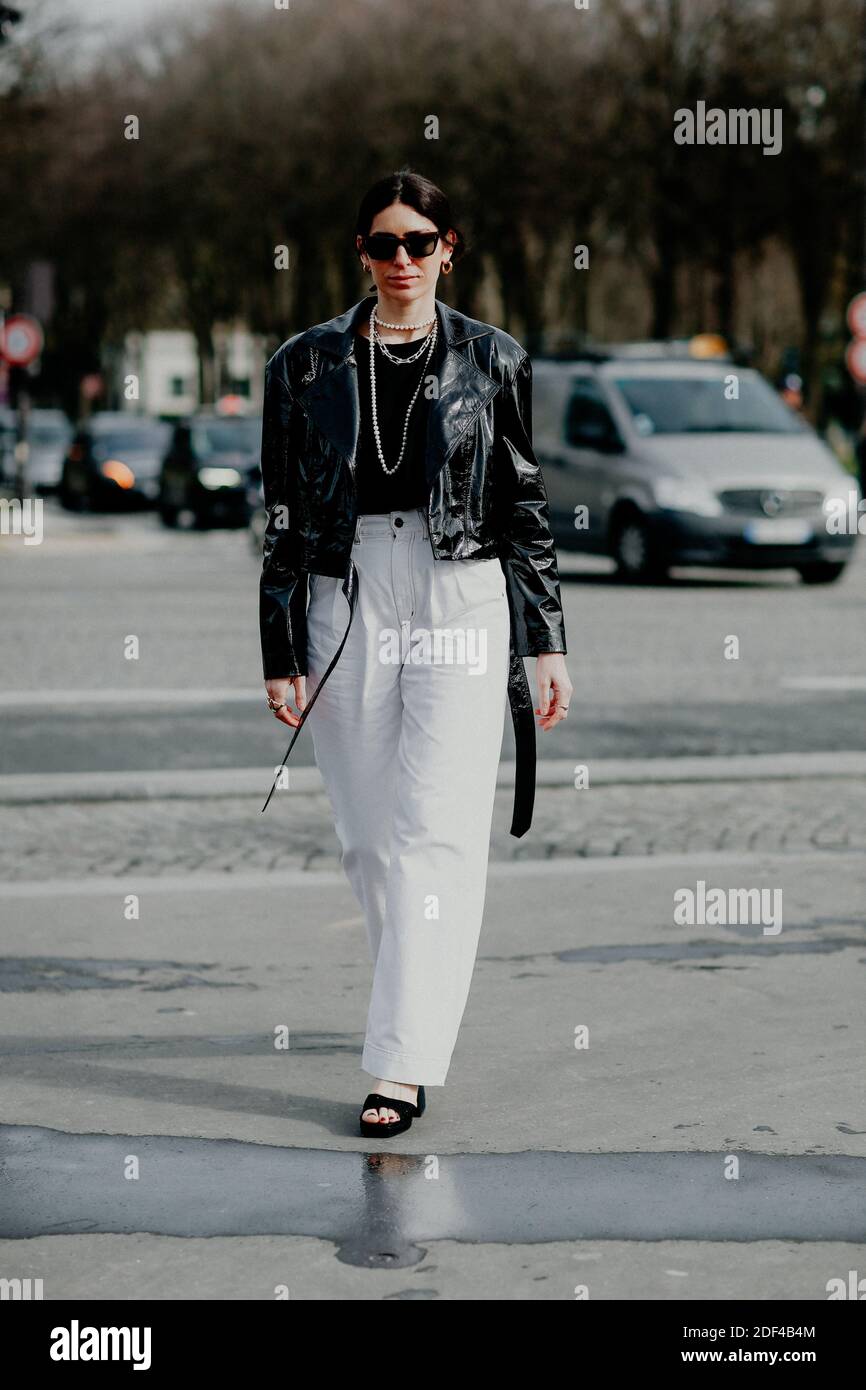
[612,374,805,435]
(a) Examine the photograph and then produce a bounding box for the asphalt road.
[2,502,865,1301]
[1,503,864,776]
[1,851,864,1297]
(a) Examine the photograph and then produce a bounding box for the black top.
[353,325,441,514]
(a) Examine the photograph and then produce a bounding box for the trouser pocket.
[436,557,508,623]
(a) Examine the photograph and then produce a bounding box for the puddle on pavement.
[0,1031,360,1058]
[1,1125,864,1268]
[0,958,248,992]
[555,936,866,964]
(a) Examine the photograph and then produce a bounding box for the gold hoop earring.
[442,260,453,275]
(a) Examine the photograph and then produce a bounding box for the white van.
[533,355,859,583]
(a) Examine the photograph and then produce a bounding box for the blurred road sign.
[846,293,866,338]
[1,313,43,366]
[845,338,866,385]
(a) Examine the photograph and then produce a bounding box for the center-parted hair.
[354,169,467,264]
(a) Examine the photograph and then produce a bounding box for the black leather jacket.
[259,294,567,836]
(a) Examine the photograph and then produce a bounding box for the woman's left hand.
[535,653,573,730]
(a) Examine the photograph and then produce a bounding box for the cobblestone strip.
[1,778,864,882]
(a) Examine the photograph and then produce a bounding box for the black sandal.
[359,1086,426,1138]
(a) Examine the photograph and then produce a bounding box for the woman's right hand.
[265,676,307,728]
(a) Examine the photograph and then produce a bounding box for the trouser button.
[393,516,403,527]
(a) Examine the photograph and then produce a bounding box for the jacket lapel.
[294,296,499,488]
[296,355,360,467]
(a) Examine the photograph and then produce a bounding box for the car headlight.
[198,466,243,490]
[653,478,722,516]
[100,459,135,489]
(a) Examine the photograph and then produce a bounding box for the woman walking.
[259,170,572,1136]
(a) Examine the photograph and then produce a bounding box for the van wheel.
[798,562,846,585]
[612,513,668,582]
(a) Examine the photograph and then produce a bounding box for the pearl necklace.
[374,313,436,330]
[370,304,435,365]
[368,305,438,476]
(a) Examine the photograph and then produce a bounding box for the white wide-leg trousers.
[305,507,511,1086]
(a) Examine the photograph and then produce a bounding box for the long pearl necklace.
[368,304,437,476]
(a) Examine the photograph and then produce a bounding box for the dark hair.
[354,168,467,265]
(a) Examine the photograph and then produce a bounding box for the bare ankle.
[373,1078,418,1100]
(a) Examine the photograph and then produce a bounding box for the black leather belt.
[263,560,535,837]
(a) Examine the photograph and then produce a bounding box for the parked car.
[532,354,859,583]
[0,407,72,491]
[59,413,171,511]
[159,413,261,528]
[247,467,267,555]
[243,456,263,533]
[25,409,73,493]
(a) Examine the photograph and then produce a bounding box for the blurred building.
[115,327,267,417]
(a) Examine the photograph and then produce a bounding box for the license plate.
[743,519,813,544]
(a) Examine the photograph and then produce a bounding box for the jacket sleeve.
[497,352,567,657]
[259,356,309,679]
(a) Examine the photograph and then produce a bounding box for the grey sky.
[69,0,244,23]
[63,0,256,36]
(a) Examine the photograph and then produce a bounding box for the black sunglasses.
[362,231,440,261]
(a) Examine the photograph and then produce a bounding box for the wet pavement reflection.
[2,1125,864,1267]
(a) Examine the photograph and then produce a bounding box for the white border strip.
[0,849,861,898]
[1,752,864,805]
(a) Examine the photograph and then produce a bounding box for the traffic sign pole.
[0,314,43,498]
